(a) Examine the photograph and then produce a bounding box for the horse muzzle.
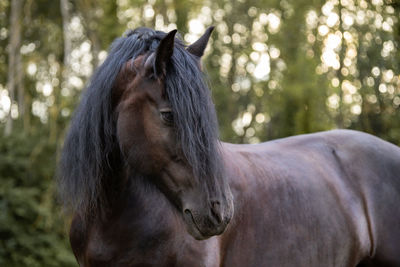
[182,197,234,240]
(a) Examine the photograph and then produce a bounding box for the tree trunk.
[336,1,345,128]
[22,0,33,131]
[16,44,24,119]
[5,0,23,136]
[77,0,102,68]
[60,0,72,67]
[50,0,73,143]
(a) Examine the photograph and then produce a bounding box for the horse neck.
[96,169,178,225]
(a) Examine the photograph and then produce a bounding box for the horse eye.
[160,111,173,125]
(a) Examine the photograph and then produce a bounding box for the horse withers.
[59,27,400,266]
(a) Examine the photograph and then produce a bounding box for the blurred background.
[0,0,399,265]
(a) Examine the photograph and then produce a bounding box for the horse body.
[70,130,400,266]
[60,27,400,266]
[220,129,400,267]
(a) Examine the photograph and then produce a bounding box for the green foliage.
[0,132,76,266]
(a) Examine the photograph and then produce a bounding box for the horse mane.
[58,27,223,217]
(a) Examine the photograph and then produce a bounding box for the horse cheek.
[116,109,150,171]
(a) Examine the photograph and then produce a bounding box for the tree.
[4,0,23,136]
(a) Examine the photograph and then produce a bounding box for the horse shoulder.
[220,131,397,265]
[278,129,400,265]
[328,130,400,265]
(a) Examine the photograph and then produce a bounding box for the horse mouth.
[183,209,212,240]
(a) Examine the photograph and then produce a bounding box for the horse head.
[113,28,234,240]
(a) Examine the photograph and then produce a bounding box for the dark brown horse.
[59,27,400,266]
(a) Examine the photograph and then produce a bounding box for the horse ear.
[149,29,177,77]
[187,26,214,58]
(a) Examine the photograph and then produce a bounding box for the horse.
[59,27,400,267]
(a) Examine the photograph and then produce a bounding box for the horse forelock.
[165,47,223,185]
[59,27,222,218]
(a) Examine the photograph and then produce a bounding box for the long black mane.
[59,28,222,216]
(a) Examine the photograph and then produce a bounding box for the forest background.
[0,0,399,265]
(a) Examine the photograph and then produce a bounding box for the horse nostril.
[210,201,222,225]
[212,201,220,207]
